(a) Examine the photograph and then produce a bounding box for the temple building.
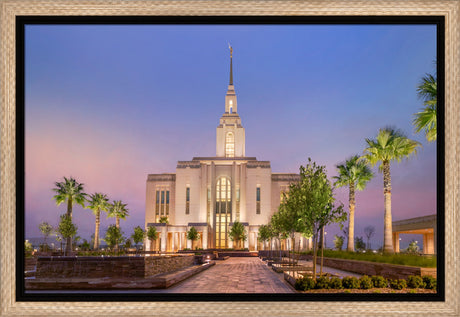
[144,47,306,251]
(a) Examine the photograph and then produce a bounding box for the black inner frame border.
[15,15,445,302]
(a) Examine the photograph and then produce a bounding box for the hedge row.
[295,275,436,291]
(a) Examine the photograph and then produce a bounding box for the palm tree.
[146,226,159,252]
[334,155,373,252]
[362,127,421,253]
[107,200,129,251]
[108,200,129,229]
[52,177,86,254]
[86,193,110,250]
[413,73,437,142]
[229,221,247,249]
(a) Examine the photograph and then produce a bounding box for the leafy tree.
[406,240,420,254]
[277,189,306,253]
[270,210,289,259]
[57,214,78,255]
[131,226,145,250]
[73,235,81,250]
[86,193,110,250]
[124,238,132,250]
[25,240,33,255]
[333,235,344,251]
[107,200,129,251]
[186,226,200,250]
[79,239,91,251]
[413,73,437,142]
[146,226,159,252]
[355,236,366,251]
[258,224,272,251]
[290,158,346,279]
[38,221,53,246]
[52,177,86,254]
[104,225,124,251]
[55,230,63,253]
[229,221,247,249]
[363,127,421,253]
[334,155,373,251]
[159,216,169,224]
[364,225,376,250]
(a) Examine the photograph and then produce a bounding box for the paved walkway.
[164,257,294,293]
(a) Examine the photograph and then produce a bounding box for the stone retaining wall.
[36,255,195,279]
[303,255,436,279]
[144,255,194,277]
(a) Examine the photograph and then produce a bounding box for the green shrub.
[359,275,374,289]
[295,277,315,291]
[294,278,304,290]
[315,276,330,289]
[329,277,343,289]
[371,275,388,288]
[422,276,437,290]
[342,276,360,289]
[390,279,407,290]
[407,275,425,288]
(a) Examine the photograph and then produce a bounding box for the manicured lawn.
[301,250,436,268]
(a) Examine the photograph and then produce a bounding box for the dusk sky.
[25,24,437,250]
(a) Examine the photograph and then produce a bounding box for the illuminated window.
[229,100,233,113]
[225,132,235,157]
[155,191,160,215]
[186,187,190,214]
[166,191,170,215]
[256,187,261,214]
[215,177,231,248]
[161,191,165,215]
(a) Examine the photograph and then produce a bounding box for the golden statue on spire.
[228,43,233,57]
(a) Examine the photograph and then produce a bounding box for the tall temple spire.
[229,43,233,85]
[217,44,245,157]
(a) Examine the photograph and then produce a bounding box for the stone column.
[232,161,236,223]
[254,232,258,251]
[201,164,207,223]
[240,163,246,221]
[244,226,249,249]
[203,226,208,249]
[160,227,167,252]
[210,162,216,248]
[392,232,400,253]
[423,233,428,254]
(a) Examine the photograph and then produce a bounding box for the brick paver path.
[166,257,294,293]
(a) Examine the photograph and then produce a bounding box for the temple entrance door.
[215,177,231,249]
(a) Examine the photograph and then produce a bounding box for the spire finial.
[228,43,233,85]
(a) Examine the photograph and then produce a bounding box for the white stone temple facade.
[144,47,309,252]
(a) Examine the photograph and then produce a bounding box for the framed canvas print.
[1,0,459,316]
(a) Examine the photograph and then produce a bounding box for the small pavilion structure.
[392,214,436,254]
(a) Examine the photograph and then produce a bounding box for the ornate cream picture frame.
[1,1,459,316]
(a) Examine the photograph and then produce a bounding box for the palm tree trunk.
[66,197,73,255]
[114,217,120,251]
[347,182,356,252]
[94,210,100,250]
[383,161,394,254]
